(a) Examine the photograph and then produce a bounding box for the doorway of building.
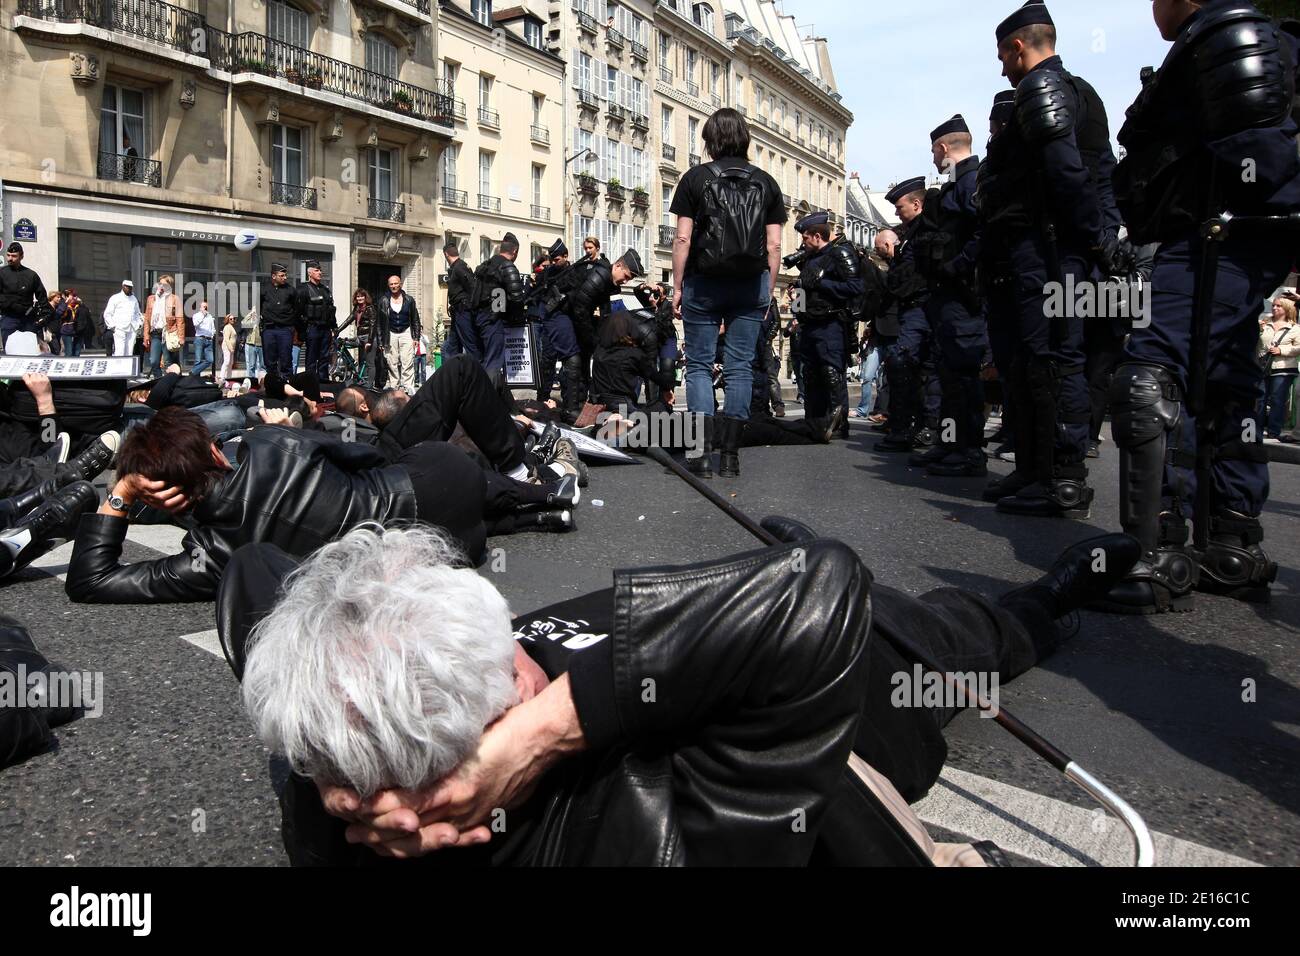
[358,263,400,311]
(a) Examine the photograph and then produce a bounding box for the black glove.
[802,269,825,292]
[1096,234,1136,277]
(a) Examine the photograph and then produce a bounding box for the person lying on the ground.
[218,521,1139,865]
[64,405,583,604]
[0,612,88,764]
[1,372,125,475]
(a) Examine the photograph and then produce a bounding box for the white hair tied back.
[241,523,518,797]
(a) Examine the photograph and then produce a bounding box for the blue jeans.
[147,336,171,376]
[855,346,881,415]
[1265,373,1296,437]
[61,334,82,357]
[291,344,302,374]
[245,344,265,379]
[192,336,215,375]
[682,273,769,420]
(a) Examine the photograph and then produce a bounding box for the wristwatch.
[107,493,127,513]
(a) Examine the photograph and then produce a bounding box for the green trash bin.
[434,349,443,371]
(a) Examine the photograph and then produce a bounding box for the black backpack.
[692,163,769,278]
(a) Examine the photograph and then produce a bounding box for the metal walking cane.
[644,444,1156,866]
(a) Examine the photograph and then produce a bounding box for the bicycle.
[326,333,368,386]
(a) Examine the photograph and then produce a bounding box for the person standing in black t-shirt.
[668,109,787,479]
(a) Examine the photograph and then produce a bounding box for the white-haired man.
[221,522,1139,865]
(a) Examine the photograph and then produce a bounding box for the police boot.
[716,415,744,478]
[1092,514,1199,615]
[817,405,847,444]
[909,440,951,467]
[1195,510,1277,603]
[927,448,988,478]
[826,367,851,440]
[876,358,918,452]
[686,415,714,479]
[559,355,586,423]
[0,482,99,579]
[981,469,1035,502]
[996,465,1094,520]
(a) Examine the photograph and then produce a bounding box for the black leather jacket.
[65,428,416,604]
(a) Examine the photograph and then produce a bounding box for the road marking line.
[915,765,1260,868]
[179,629,225,659]
[23,525,188,581]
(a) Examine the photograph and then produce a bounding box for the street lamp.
[563,148,600,226]
[565,148,598,168]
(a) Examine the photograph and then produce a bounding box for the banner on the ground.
[505,323,542,389]
[532,421,637,463]
[0,354,140,380]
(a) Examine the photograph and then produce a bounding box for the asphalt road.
[1,419,1297,867]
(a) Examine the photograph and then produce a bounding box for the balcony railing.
[530,124,550,144]
[478,106,500,128]
[441,187,468,207]
[576,174,600,196]
[711,94,722,108]
[577,89,600,110]
[630,113,649,131]
[605,183,625,202]
[531,204,550,221]
[631,189,649,209]
[661,143,676,162]
[736,104,747,116]
[606,103,625,122]
[685,80,700,98]
[453,99,467,121]
[271,180,317,209]
[688,153,701,167]
[659,66,673,84]
[97,149,161,187]
[222,33,455,125]
[606,27,624,48]
[577,12,597,33]
[368,197,405,222]
[477,193,501,212]
[19,0,205,55]
[629,40,648,61]
[658,225,675,246]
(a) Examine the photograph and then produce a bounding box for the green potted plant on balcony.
[388,89,414,114]
[632,186,649,207]
[606,177,623,200]
[302,68,323,89]
[284,64,302,84]
[577,172,598,195]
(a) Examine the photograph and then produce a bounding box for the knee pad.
[1109,363,1181,449]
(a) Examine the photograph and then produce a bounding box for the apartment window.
[523,18,543,49]
[692,3,714,33]
[271,124,305,186]
[443,60,459,92]
[632,77,645,115]
[576,52,593,92]
[688,117,699,153]
[479,150,494,197]
[631,13,644,44]
[441,143,459,191]
[365,34,398,79]
[795,109,802,138]
[661,184,672,227]
[686,49,698,84]
[533,93,544,126]
[532,164,545,206]
[267,0,309,48]
[658,31,671,67]
[607,65,617,103]
[481,237,495,262]
[99,84,147,162]
[368,147,395,202]
[661,105,672,144]
[471,0,492,27]
[711,62,721,96]
[479,74,493,110]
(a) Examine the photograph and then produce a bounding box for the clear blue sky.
[789,0,1175,191]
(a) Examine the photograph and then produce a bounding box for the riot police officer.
[470,232,527,378]
[443,242,476,359]
[790,211,863,437]
[978,2,1119,518]
[875,178,937,453]
[535,239,583,415]
[260,262,299,377]
[295,259,335,380]
[1097,0,1300,614]
[912,114,990,477]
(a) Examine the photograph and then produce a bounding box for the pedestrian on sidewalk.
[1260,297,1300,442]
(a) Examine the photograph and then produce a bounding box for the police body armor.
[473,255,527,324]
[299,281,334,327]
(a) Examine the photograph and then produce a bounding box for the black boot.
[717,415,744,478]
[0,479,59,530]
[686,415,714,479]
[0,482,99,579]
[909,441,951,467]
[559,355,586,423]
[927,448,988,477]
[999,533,1142,656]
[1093,515,1199,615]
[996,462,1094,520]
[1195,510,1277,602]
[981,469,1034,503]
[515,474,580,512]
[54,431,120,486]
[818,406,847,444]
[505,509,575,533]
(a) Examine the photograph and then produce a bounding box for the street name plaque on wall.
[0,355,140,380]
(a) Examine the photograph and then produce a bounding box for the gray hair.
[241,524,518,796]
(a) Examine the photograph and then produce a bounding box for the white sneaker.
[42,432,71,466]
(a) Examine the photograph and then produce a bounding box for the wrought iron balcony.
[606,27,624,48]
[605,183,625,202]
[630,113,649,131]
[606,103,626,122]
[531,204,550,221]
[271,180,317,209]
[736,104,747,116]
[685,80,700,98]
[221,33,455,126]
[97,149,161,187]
[658,225,675,246]
[658,66,673,84]
[478,106,500,128]
[453,99,467,121]
[661,144,676,162]
[575,173,600,196]
[368,197,405,222]
[530,124,550,144]
[441,187,469,207]
[477,193,501,212]
[688,153,701,167]
[631,189,649,209]
[711,94,722,108]
[577,89,600,110]
[18,0,204,55]
[629,40,648,61]
[577,12,597,33]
